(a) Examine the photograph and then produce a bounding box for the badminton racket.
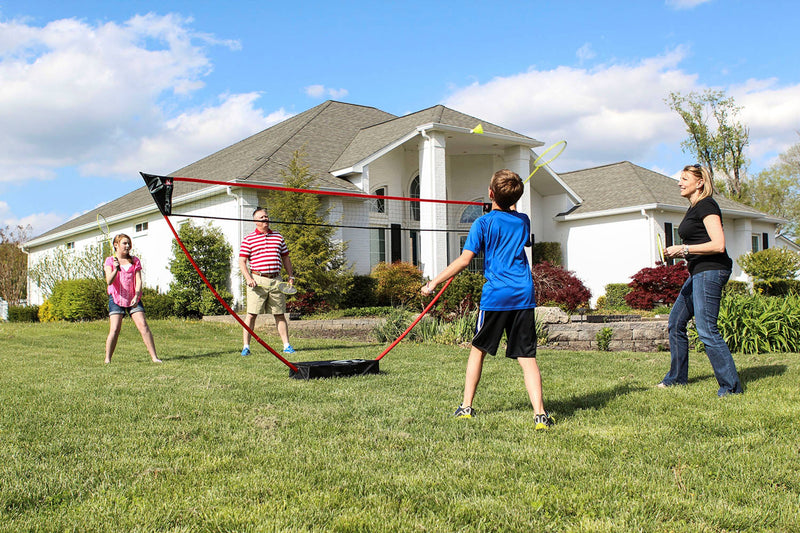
[97,214,113,253]
[523,140,567,184]
[656,233,666,263]
[275,281,298,295]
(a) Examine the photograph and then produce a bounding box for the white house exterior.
[23,101,784,308]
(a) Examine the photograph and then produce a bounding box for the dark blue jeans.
[663,269,743,396]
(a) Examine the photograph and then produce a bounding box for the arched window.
[459,203,483,224]
[372,186,386,214]
[409,176,420,222]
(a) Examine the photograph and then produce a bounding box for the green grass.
[1,319,799,532]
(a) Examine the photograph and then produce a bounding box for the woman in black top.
[659,164,743,396]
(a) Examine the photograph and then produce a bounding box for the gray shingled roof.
[31,101,396,241]
[331,105,536,170]
[559,161,767,216]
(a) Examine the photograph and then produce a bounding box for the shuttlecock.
[470,124,484,134]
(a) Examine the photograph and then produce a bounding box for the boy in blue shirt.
[421,169,551,429]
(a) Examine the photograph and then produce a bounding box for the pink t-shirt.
[105,256,142,307]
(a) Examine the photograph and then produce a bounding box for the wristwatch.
[683,244,690,257]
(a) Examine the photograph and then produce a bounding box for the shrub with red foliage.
[286,291,329,316]
[624,262,689,310]
[531,261,591,312]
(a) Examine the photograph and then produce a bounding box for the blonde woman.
[660,165,741,396]
[104,234,161,364]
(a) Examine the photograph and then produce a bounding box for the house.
[23,101,784,307]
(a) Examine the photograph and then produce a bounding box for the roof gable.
[331,105,536,172]
[560,161,767,217]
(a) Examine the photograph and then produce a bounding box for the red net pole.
[376,277,454,361]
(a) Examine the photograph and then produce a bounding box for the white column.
[418,130,448,279]
[505,145,533,263]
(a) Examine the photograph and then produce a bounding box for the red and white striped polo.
[239,229,289,275]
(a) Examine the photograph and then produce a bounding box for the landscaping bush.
[753,279,800,296]
[373,307,415,343]
[434,271,483,316]
[715,293,800,354]
[286,291,330,316]
[38,300,56,322]
[372,261,424,309]
[341,275,378,308]
[531,261,591,313]
[532,241,562,265]
[738,247,800,281]
[141,288,175,319]
[8,305,39,322]
[723,280,749,296]
[603,283,632,309]
[49,279,107,321]
[625,263,688,310]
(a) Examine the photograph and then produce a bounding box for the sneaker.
[453,405,475,418]
[283,345,296,354]
[241,347,251,357]
[534,411,554,430]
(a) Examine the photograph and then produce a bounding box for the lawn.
[1,319,798,532]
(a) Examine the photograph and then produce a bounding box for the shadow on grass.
[739,364,787,384]
[546,383,650,419]
[166,350,230,361]
[683,364,786,388]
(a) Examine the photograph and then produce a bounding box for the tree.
[738,136,800,238]
[28,242,106,298]
[0,224,31,304]
[667,89,749,198]
[168,221,234,317]
[263,150,353,308]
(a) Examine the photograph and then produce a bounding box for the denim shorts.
[108,294,145,316]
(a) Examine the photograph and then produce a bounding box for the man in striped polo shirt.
[238,207,296,356]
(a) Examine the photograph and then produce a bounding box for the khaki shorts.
[246,275,286,315]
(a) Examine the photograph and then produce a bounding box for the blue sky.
[2,0,800,237]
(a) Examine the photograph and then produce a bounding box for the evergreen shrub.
[8,305,39,322]
[342,275,378,308]
[532,242,562,265]
[49,279,107,321]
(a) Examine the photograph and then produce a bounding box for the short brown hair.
[490,169,524,209]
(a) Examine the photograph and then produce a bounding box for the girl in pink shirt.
[104,233,161,364]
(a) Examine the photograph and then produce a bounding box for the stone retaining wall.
[545,320,668,352]
[204,314,669,351]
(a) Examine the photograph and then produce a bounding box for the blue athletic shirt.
[462,209,536,311]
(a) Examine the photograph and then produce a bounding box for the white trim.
[556,202,785,223]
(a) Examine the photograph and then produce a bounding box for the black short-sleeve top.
[677,196,733,275]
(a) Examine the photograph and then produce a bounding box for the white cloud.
[0,200,64,236]
[0,13,249,183]
[305,84,349,99]
[665,0,713,9]
[576,43,596,64]
[443,48,800,174]
[93,92,292,176]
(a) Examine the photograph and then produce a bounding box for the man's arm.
[239,256,256,287]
